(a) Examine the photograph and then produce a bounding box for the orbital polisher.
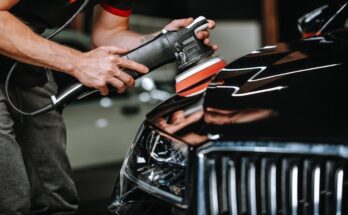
[24,16,226,115]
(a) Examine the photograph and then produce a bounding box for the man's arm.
[0,1,148,95]
[92,6,158,50]
[0,10,80,74]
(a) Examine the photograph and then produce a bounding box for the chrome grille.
[197,142,348,215]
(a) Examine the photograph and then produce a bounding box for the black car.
[109,2,348,214]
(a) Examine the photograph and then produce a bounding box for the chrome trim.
[313,166,321,215]
[336,169,344,215]
[197,153,206,215]
[290,166,298,215]
[209,160,219,215]
[228,161,238,215]
[269,164,277,215]
[198,142,348,159]
[248,163,257,215]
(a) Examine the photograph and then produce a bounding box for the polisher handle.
[120,30,178,79]
[51,30,179,107]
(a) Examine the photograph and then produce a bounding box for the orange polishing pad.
[176,57,226,97]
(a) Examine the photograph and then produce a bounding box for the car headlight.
[117,122,189,208]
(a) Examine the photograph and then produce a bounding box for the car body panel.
[146,29,348,145]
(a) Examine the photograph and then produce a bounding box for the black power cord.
[5,0,90,116]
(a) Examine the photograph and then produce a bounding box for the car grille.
[197,142,348,215]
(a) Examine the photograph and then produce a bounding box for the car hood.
[146,29,348,146]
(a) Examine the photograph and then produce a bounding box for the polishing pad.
[175,57,226,97]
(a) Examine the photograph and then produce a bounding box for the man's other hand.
[164,17,218,51]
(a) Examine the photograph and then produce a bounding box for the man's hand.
[73,46,148,96]
[164,17,218,50]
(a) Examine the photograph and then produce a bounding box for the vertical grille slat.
[269,164,277,215]
[248,162,257,215]
[335,169,344,215]
[290,166,299,215]
[208,160,219,215]
[227,160,238,215]
[312,166,321,215]
[199,148,347,215]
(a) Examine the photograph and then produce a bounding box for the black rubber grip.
[121,31,178,79]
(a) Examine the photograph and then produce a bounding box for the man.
[0,0,216,214]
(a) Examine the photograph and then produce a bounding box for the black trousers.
[0,81,78,214]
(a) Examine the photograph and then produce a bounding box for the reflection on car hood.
[146,29,348,145]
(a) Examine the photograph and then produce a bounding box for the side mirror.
[297,2,348,38]
[297,5,331,38]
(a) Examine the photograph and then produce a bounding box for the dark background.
[82,0,330,43]
[131,0,328,42]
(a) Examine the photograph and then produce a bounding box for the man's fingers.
[207,20,216,29]
[165,17,193,31]
[182,17,194,27]
[112,69,135,87]
[99,85,109,96]
[108,78,126,93]
[196,31,209,40]
[171,110,185,123]
[118,58,149,74]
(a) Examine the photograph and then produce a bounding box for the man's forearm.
[0,11,82,75]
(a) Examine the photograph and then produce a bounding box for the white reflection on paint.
[213,85,286,97]
[262,45,277,49]
[222,64,340,83]
[215,63,340,97]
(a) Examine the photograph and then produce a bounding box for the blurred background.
[49,0,327,214]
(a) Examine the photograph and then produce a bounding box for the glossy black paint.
[112,4,348,215]
[147,29,348,145]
